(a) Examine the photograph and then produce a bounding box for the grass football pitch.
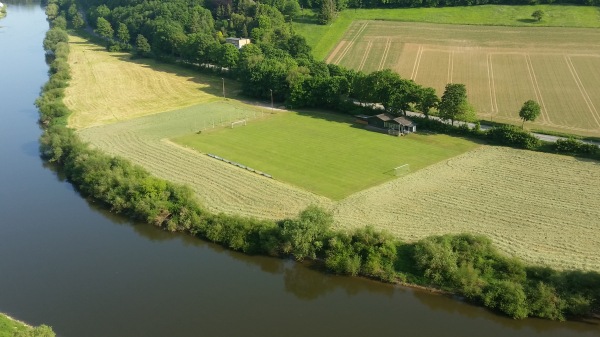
[174,111,478,200]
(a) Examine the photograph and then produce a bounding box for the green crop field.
[174,111,477,199]
[326,21,600,137]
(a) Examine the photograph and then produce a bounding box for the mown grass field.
[327,21,600,137]
[293,5,600,60]
[335,146,600,271]
[65,35,240,129]
[174,111,477,199]
[69,35,600,271]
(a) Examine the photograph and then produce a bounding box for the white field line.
[333,22,368,65]
[564,55,600,128]
[358,40,373,71]
[411,46,424,80]
[378,38,391,71]
[487,54,499,114]
[525,54,551,124]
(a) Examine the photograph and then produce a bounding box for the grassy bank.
[293,5,600,60]
[0,313,54,337]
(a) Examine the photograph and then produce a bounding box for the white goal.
[393,164,410,176]
[231,119,247,128]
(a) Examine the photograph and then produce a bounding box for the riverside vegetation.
[0,313,55,337]
[37,0,600,321]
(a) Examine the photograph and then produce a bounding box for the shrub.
[483,280,529,319]
[486,125,541,150]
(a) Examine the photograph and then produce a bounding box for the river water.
[0,2,598,336]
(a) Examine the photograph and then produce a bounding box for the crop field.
[174,111,477,200]
[327,21,600,137]
[65,35,239,129]
[294,5,600,61]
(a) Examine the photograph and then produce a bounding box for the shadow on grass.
[516,18,539,24]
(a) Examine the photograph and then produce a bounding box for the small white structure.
[225,37,251,49]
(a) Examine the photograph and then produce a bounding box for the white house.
[225,37,251,49]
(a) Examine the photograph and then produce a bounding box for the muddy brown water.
[0,2,598,336]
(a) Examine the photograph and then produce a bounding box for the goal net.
[393,164,410,176]
[231,119,247,128]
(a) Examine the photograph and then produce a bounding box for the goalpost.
[393,164,410,176]
[231,119,247,128]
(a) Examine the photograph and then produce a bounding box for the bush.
[486,125,541,150]
[483,280,529,319]
[554,137,599,159]
[279,205,332,260]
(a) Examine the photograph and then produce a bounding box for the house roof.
[392,116,415,127]
[369,113,414,126]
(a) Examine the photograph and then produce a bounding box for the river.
[0,2,598,336]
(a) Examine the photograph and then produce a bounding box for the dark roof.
[392,116,415,127]
[369,113,414,126]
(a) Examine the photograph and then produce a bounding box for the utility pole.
[222,78,225,98]
[270,89,273,111]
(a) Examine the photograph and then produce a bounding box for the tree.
[95,17,114,41]
[43,28,68,53]
[45,3,59,20]
[135,34,151,57]
[116,23,130,44]
[438,83,472,125]
[72,12,85,29]
[518,99,541,129]
[531,10,544,22]
[218,43,240,68]
[282,0,301,21]
[279,206,333,261]
[318,0,336,25]
[416,86,439,118]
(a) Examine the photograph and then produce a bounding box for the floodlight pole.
[222,78,225,98]
[270,89,273,111]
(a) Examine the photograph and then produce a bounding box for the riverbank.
[0,313,55,337]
